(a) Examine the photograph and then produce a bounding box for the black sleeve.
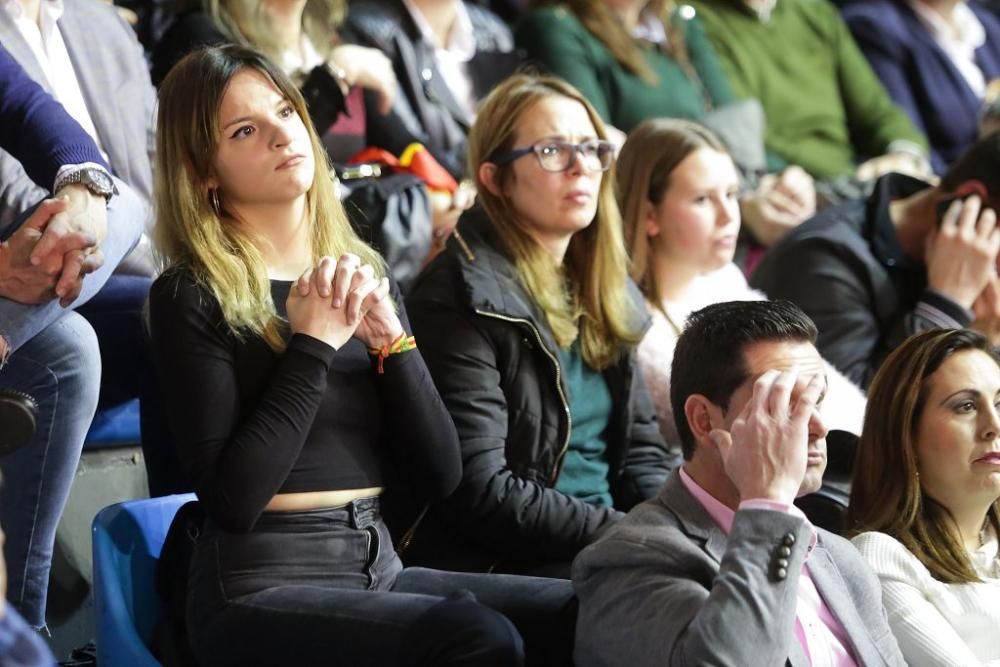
[148,271,336,532]
[371,279,462,501]
[340,17,467,181]
[614,365,679,509]
[409,291,621,561]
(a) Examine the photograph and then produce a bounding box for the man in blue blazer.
[0,0,156,268]
[843,0,1000,174]
[0,44,143,630]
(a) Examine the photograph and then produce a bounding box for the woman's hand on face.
[328,45,398,116]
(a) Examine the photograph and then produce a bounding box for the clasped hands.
[710,368,825,505]
[0,184,108,307]
[286,253,403,351]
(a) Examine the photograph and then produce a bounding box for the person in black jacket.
[148,46,574,667]
[404,73,679,578]
[346,0,521,183]
[752,133,1000,389]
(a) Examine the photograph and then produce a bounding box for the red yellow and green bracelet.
[368,332,417,374]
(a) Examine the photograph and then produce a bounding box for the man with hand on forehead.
[572,300,904,667]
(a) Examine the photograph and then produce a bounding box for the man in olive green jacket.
[689,0,931,181]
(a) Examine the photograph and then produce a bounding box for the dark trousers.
[187,498,576,666]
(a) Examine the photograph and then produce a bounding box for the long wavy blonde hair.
[154,45,383,351]
[468,73,642,369]
[563,0,695,86]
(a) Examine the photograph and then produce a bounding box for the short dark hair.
[670,300,818,459]
[940,132,1000,210]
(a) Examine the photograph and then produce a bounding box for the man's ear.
[684,394,721,447]
[478,162,503,198]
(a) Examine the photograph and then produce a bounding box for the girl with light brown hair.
[405,73,676,578]
[849,328,1000,666]
[618,118,865,447]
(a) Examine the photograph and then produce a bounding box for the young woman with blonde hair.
[619,118,866,446]
[849,328,1000,667]
[148,45,573,666]
[405,73,676,578]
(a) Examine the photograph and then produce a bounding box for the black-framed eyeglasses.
[489,140,615,173]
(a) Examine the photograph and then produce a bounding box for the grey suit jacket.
[0,0,155,235]
[572,471,906,667]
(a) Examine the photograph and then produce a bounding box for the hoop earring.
[209,188,222,217]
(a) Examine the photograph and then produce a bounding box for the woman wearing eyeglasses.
[402,73,677,579]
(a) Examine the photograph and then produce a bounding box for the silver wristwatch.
[54,167,118,204]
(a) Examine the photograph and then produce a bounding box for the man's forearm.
[0,179,143,353]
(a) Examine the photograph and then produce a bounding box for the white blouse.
[636,263,866,446]
[852,530,1000,667]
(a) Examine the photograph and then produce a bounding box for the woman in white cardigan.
[617,118,866,448]
[849,328,1000,667]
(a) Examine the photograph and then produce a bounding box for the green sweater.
[687,0,927,179]
[516,5,735,133]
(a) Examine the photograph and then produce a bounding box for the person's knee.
[405,593,524,667]
[7,313,101,416]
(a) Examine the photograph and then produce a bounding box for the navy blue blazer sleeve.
[0,43,107,191]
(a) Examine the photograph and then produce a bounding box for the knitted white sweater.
[852,530,1000,667]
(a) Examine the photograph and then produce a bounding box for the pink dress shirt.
[679,467,859,667]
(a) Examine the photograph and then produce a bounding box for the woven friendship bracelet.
[368,332,417,374]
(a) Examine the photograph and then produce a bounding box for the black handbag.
[339,166,433,294]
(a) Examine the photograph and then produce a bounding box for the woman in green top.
[517,0,817,246]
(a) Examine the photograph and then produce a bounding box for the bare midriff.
[263,486,385,512]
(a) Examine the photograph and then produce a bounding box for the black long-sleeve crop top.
[148,267,462,533]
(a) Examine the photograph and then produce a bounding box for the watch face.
[84,169,113,193]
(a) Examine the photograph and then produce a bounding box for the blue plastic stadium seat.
[84,399,141,450]
[91,494,195,667]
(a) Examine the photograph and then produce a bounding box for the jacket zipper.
[396,308,570,563]
[474,309,572,484]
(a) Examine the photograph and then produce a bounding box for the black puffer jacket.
[400,210,679,574]
[345,0,522,180]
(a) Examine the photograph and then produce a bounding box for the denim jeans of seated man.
[0,180,144,628]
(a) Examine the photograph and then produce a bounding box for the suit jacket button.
[776,567,788,580]
[776,558,789,569]
[421,67,433,81]
[783,533,796,546]
[778,545,792,558]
